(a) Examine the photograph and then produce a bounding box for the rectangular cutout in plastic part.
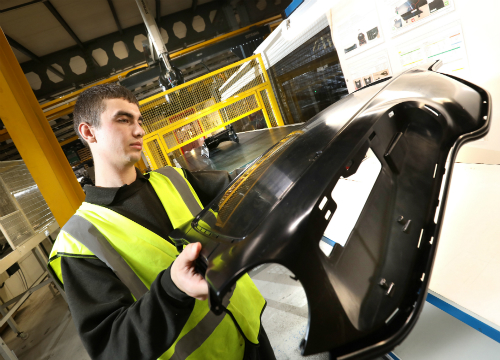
[323,148,381,247]
[319,239,334,256]
[319,236,336,257]
[319,196,328,210]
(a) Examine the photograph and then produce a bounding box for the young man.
[48,84,275,360]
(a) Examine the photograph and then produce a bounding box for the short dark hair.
[73,83,139,144]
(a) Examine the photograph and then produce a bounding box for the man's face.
[91,98,145,167]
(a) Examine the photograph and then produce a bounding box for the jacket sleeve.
[183,168,245,207]
[61,256,194,360]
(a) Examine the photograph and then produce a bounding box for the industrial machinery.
[134,0,181,89]
[170,61,490,358]
[117,0,184,97]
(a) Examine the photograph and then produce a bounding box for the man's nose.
[134,121,145,137]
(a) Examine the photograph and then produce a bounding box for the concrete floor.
[0,285,88,360]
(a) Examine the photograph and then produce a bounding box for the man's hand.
[171,243,209,301]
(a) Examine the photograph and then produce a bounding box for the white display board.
[328,0,469,94]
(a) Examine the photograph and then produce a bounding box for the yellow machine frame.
[140,53,284,169]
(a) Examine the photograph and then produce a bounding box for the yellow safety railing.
[140,53,284,169]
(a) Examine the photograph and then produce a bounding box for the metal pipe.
[135,0,172,73]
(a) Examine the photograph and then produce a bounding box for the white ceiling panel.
[161,0,194,16]
[0,3,75,56]
[116,0,155,29]
[50,0,119,42]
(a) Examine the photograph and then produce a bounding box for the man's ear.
[79,122,97,144]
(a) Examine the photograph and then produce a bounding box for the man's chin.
[125,153,142,165]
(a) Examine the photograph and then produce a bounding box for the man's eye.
[118,118,128,123]
[138,122,143,127]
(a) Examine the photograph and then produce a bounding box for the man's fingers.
[171,242,209,299]
[183,242,201,263]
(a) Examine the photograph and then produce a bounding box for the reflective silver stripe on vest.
[154,166,216,226]
[63,215,148,299]
[171,284,236,360]
[154,167,202,217]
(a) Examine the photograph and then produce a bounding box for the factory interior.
[0,0,499,359]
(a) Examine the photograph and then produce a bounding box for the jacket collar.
[84,168,150,206]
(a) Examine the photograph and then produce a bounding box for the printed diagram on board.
[348,51,392,91]
[397,23,468,75]
[384,0,454,36]
[336,3,384,59]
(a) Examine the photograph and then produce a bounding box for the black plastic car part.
[201,124,239,158]
[170,61,491,359]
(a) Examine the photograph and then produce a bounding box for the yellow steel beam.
[256,88,273,128]
[0,129,9,142]
[0,131,80,146]
[263,84,285,126]
[44,100,77,120]
[0,29,85,227]
[59,135,79,146]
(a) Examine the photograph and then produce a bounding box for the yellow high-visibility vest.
[48,167,266,360]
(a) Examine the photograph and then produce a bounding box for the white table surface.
[430,162,500,328]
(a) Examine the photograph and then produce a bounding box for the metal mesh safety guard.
[0,161,56,249]
[140,54,285,169]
